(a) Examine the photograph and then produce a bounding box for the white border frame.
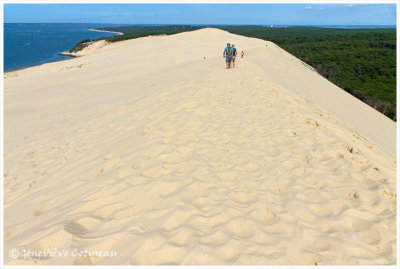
[1,1,398,268]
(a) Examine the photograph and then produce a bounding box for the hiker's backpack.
[226,46,232,56]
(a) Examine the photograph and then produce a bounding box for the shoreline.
[4,29,121,73]
[88,28,124,36]
[4,54,76,75]
[58,51,81,58]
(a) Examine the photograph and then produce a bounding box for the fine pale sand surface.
[4,28,396,265]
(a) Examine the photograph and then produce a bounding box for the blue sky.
[4,3,397,25]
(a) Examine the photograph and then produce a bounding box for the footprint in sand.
[28,180,38,190]
[4,224,22,240]
[114,168,132,180]
[34,200,54,216]
[187,215,220,234]
[357,224,382,245]
[92,202,124,220]
[159,151,186,163]
[142,144,170,159]
[141,165,166,178]
[340,144,360,154]
[344,216,373,231]
[244,161,261,173]
[63,64,87,70]
[304,118,320,127]
[230,189,257,205]
[368,197,390,215]
[162,210,190,232]
[169,228,193,246]
[251,207,278,224]
[352,158,372,171]
[159,181,186,198]
[97,157,121,176]
[382,190,397,205]
[142,126,153,135]
[360,177,378,190]
[217,171,238,181]
[264,147,280,158]
[335,187,361,200]
[129,236,167,264]
[215,239,241,262]
[225,218,255,238]
[307,202,334,217]
[64,217,101,236]
[199,230,230,246]
[321,159,342,171]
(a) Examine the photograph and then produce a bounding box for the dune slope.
[4,28,396,265]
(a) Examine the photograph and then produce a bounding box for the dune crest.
[4,28,396,265]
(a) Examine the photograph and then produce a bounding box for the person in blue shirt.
[223,43,233,69]
[231,44,237,68]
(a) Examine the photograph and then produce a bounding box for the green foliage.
[97,25,202,35]
[105,32,173,42]
[96,25,204,43]
[69,39,91,53]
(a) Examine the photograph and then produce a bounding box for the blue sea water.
[4,23,122,72]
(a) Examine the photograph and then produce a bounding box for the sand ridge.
[3,28,396,265]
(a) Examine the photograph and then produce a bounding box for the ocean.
[4,23,122,72]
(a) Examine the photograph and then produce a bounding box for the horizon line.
[4,22,397,26]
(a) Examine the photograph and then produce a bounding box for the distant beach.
[89,28,124,35]
[4,23,120,72]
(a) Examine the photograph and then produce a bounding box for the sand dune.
[3,28,396,265]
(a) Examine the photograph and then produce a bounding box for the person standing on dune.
[223,43,233,69]
[231,44,237,68]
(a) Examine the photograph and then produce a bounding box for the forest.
[79,25,396,120]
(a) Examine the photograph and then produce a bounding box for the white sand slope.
[4,28,396,265]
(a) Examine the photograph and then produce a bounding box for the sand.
[3,28,396,265]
